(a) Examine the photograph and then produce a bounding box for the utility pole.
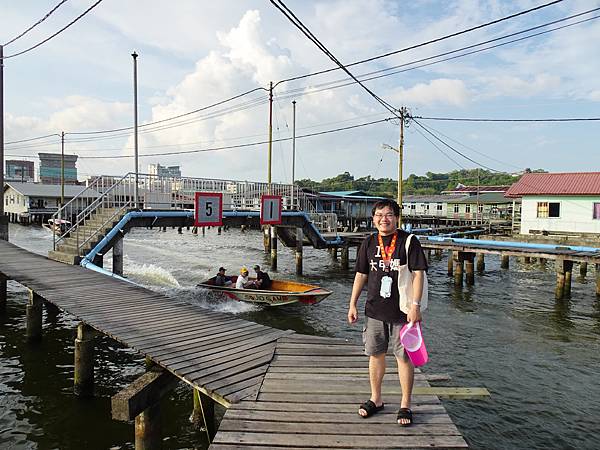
[476,168,480,225]
[132,51,139,208]
[61,131,65,209]
[0,44,7,241]
[267,81,273,188]
[397,106,408,225]
[291,100,296,209]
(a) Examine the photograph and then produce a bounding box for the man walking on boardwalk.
[347,199,427,426]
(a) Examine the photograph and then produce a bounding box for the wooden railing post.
[26,289,43,341]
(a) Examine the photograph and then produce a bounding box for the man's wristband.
[412,301,421,307]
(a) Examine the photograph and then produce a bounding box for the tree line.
[295,168,545,197]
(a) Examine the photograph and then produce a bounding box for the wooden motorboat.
[42,218,71,235]
[197,276,332,306]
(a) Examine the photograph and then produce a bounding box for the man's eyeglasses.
[374,213,395,219]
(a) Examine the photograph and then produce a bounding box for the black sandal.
[358,400,384,418]
[397,408,413,426]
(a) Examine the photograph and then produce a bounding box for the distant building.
[441,185,510,196]
[5,160,35,182]
[3,182,100,224]
[505,172,600,235]
[148,163,181,178]
[38,153,78,185]
[402,194,466,218]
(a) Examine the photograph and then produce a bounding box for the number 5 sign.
[260,195,282,225]
[195,192,223,226]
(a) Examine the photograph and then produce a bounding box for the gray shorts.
[362,316,409,360]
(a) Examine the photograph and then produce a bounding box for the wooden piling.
[26,289,43,341]
[341,246,349,270]
[564,260,573,297]
[193,389,216,440]
[263,226,270,254]
[270,226,277,271]
[295,227,303,276]
[596,264,600,296]
[539,257,546,269]
[330,247,338,260]
[113,236,124,277]
[465,253,475,285]
[501,255,509,269]
[524,256,531,264]
[580,262,588,278]
[202,227,206,236]
[74,323,95,396]
[447,251,453,276]
[555,260,565,299]
[476,253,485,273]
[192,226,198,235]
[217,227,222,235]
[177,227,183,234]
[454,252,464,286]
[0,273,7,312]
[135,402,162,450]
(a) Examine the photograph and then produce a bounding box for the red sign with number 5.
[195,192,223,226]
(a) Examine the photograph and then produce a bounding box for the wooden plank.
[219,374,265,397]
[256,393,441,405]
[218,419,462,436]
[184,348,275,383]
[232,401,447,414]
[204,364,269,392]
[211,431,467,448]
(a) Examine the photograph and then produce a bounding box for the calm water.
[2,223,600,449]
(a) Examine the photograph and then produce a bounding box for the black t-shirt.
[355,230,428,323]
[257,271,271,289]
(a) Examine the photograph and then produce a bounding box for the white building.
[402,194,466,218]
[505,172,600,235]
[148,163,181,178]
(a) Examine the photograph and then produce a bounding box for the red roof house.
[505,172,600,197]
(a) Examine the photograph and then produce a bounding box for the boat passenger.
[214,267,232,286]
[235,267,256,289]
[253,265,272,289]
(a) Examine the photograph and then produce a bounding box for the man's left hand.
[407,304,422,324]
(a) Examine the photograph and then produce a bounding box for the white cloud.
[390,79,470,106]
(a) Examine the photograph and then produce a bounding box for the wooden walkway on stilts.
[0,239,469,449]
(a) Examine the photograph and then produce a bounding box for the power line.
[412,126,467,170]
[412,119,502,173]
[279,0,566,84]
[415,116,600,122]
[3,0,70,47]
[73,117,394,159]
[3,0,105,59]
[269,0,399,118]
[5,133,60,145]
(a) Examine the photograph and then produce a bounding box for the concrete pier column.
[74,323,95,396]
[596,264,600,296]
[0,273,7,313]
[447,251,454,276]
[454,252,464,286]
[341,246,349,271]
[192,389,216,440]
[270,226,277,271]
[465,253,475,285]
[135,402,162,450]
[26,289,43,341]
[580,262,588,278]
[330,247,338,260]
[112,236,124,277]
[295,227,303,276]
[501,255,510,269]
[476,253,485,273]
[564,260,573,297]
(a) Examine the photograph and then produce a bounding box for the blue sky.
[2,0,600,183]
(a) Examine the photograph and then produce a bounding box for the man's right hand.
[347,304,358,324]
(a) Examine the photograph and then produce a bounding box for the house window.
[453,204,459,213]
[537,202,560,218]
[436,204,443,211]
[465,205,471,213]
[593,203,600,219]
[478,204,484,213]
[424,203,429,210]
[411,204,416,210]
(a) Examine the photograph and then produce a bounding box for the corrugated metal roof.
[442,185,510,193]
[319,190,366,196]
[402,194,467,203]
[505,172,600,197]
[451,192,519,204]
[4,182,100,198]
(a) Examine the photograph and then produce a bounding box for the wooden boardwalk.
[0,239,468,448]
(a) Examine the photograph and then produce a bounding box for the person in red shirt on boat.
[347,199,427,427]
[253,265,272,289]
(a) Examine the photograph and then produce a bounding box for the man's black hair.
[371,198,400,217]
